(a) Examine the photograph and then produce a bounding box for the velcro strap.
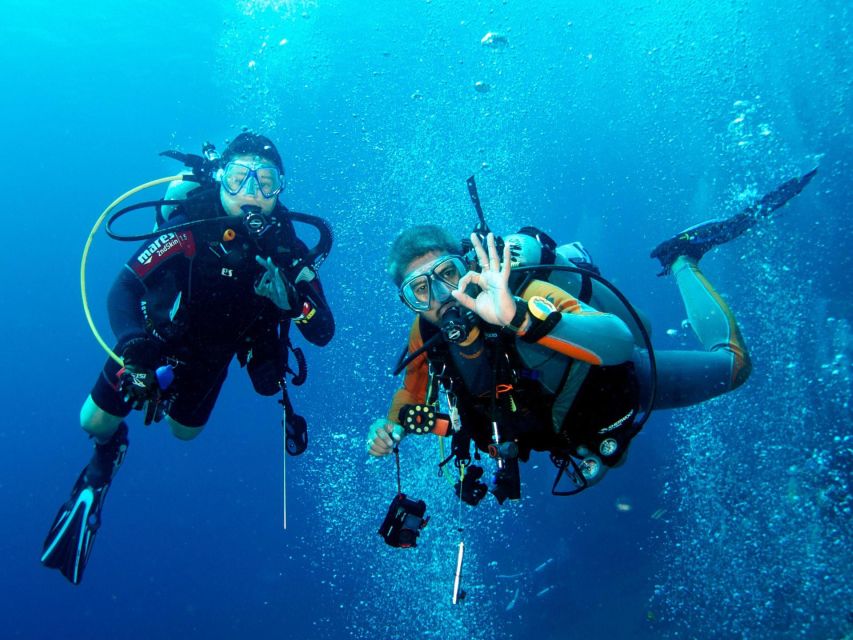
[520,311,561,343]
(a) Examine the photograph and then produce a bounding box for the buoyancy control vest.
[419,228,643,468]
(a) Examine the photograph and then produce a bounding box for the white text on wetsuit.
[138,234,181,265]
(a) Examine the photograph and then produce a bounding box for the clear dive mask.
[220,161,283,199]
[399,255,466,312]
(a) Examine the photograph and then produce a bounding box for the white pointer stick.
[452,541,465,604]
[282,402,288,530]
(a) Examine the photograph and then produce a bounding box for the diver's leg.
[81,360,132,483]
[633,348,747,410]
[43,368,131,584]
[82,358,133,442]
[672,256,751,388]
[166,417,205,441]
[673,257,749,367]
[633,256,752,410]
[163,360,228,441]
[41,419,128,583]
[80,396,125,442]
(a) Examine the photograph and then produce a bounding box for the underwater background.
[1,1,850,638]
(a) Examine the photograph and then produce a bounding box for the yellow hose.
[438,436,466,486]
[81,175,185,365]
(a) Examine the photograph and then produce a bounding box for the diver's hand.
[293,264,317,285]
[255,256,299,315]
[367,418,405,457]
[452,233,518,327]
[118,336,162,409]
[118,365,159,410]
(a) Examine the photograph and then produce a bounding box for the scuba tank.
[156,142,222,225]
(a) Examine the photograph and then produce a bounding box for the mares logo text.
[132,231,196,278]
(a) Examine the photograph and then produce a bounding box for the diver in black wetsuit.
[42,133,335,584]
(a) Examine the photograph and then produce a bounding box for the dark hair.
[387,225,460,285]
[222,132,283,173]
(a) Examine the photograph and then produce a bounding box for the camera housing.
[378,493,429,548]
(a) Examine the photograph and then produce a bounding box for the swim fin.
[651,168,818,275]
[41,423,128,585]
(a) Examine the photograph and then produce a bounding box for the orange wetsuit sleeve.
[519,279,635,365]
[387,319,429,424]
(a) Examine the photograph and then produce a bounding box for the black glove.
[119,337,162,410]
[118,364,160,410]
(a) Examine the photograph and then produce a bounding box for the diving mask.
[220,161,283,199]
[399,255,466,312]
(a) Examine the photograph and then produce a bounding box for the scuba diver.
[368,169,816,507]
[41,132,335,585]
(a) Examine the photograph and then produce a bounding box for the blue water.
[1,1,850,638]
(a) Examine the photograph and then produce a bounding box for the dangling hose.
[81,175,186,365]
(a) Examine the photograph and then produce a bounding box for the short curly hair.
[387,225,460,286]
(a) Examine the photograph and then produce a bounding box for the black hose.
[105,200,333,271]
[288,210,334,268]
[289,345,308,386]
[105,199,230,241]
[512,264,657,433]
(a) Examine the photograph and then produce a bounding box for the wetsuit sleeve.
[387,320,429,424]
[519,279,635,366]
[108,221,197,358]
[274,233,334,346]
[292,275,335,346]
[107,269,148,348]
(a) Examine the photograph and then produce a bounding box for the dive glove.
[255,256,300,316]
[118,365,159,409]
[118,337,162,409]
